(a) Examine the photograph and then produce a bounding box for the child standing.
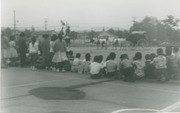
[9,36,18,64]
[40,34,50,69]
[152,48,169,82]
[166,47,178,79]
[106,52,117,78]
[29,36,39,70]
[18,32,27,67]
[97,40,100,50]
[90,56,103,79]
[172,47,180,79]
[119,54,134,82]
[50,34,57,71]
[72,53,82,73]
[132,52,145,79]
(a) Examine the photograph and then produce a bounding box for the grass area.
[70,46,161,62]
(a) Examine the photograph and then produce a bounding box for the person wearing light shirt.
[151,48,169,82]
[72,53,82,73]
[90,56,103,79]
[29,36,39,70]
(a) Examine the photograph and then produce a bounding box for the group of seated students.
[50,46,180,82]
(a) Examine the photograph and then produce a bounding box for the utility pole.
[44,18,48,31]
[13,10,16,36]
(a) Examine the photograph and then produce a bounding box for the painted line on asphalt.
[1,78,77,89]
[161,101,180,112]
[111,102,180,113]
[1,77,107,89]
[111,108,159,113]
[105,82,180,94]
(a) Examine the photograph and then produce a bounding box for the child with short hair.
[72,53,82,73]
[29,36,39,70]
[62,51,71,72]
[68,50,74,63]
[119,54,134,82]
[150,53,156,61]
[98,55,106,77]
[152,48,169,82]
[90,56,103,79]
[132,52,145,79]
[106,52,117,78]
[144,54,155,79]
[81,53,91,74]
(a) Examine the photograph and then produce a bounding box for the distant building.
[35,30,57,37]
[98,31,118,39]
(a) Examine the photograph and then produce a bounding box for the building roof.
[98,31,118,38]
[131,31,146,34]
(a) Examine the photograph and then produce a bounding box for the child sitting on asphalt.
[98,55,106,77]
[67,50,74,65]
[151,48,169,82]
[106,52,117,79]
[132,52,145,79]
[119,54,134,82]
[90,56,103,79]
[72,53,82,73]
[144,54,155,79]
[81,53,91,74]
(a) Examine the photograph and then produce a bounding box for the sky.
[1,0,180,31]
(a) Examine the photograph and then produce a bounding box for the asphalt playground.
[1,66,180,113]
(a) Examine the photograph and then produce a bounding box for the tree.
[107,28,115,34]
[129,16,180,44]
[2,27,13,38]
[24,29,32,38]
[70,31,78,40]
[162,15,180,28]
[161,15,180,42]
[87,30,98,39]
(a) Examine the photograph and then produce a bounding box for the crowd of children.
[2,32,180,82]
[52,46,180,82]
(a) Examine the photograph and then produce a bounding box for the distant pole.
[13,10,16,36]
[44,18,48,31]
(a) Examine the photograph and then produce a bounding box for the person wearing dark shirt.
[40,34,50,69]
[18,32,27,67]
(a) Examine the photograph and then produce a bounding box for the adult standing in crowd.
[1,33,9,68]
[50,34,57,70]
[52,33,67,72]
[18,32,27,67]
[40,34,50,69]
[9,36,18,62]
